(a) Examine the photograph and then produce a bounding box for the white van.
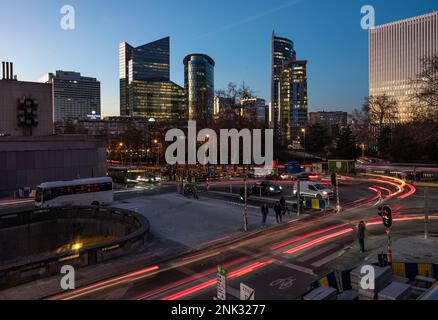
[293,181,334,199]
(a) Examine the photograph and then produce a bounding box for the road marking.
[283,263,315,275]
[311,250,343,268]
[296,244,339,262]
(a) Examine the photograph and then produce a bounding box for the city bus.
[35,177,114,208]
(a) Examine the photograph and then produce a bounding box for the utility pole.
[296,178,301,217]
[335,173,342,213]
[425,187,430,240]
[243,177,248,232]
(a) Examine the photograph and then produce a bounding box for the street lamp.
[301,128,306,164]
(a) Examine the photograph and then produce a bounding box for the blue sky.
[1,0,437,116]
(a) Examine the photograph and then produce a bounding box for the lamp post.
[301,128,306,164]
[118,142,124,164]
[154,139,160,166]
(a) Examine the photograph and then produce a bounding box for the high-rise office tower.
[369,12,438,123]
[46,71,101,123]
[184,54,215,123]
[279,60,308,143]
[271,31,296,137]
[119,37,185,120]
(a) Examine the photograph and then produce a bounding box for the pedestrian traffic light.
[240,188,245,202]
[378,205,393,228]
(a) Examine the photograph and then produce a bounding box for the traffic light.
[378,205,393,228]
[240,187,245,202]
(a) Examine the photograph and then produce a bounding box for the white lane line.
[283,263,315,275]
[296,244,339,263]
[311,250,343,268]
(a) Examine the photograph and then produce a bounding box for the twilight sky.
[0,0,437,116]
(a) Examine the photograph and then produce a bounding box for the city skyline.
[1,0,437,117]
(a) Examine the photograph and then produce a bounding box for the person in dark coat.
[357,221,366,253]
[274,202,282,223]
[280,196,287,215]
[261,204,269,226]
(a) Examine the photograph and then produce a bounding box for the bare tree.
[411,54,438,119]
[363,94,399,127]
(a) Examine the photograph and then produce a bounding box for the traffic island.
[304,235,438,300]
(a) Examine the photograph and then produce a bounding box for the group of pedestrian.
[260,197,290,226]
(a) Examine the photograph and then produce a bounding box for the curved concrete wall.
[0,206,150,288]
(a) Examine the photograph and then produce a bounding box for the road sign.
[217,266,227,301]
[240,283,255,300]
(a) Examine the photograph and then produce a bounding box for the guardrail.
[0,206,150,288]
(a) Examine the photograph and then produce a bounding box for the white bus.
[35,177,114,208]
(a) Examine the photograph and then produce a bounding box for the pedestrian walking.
[357,221,366,253]
[261,204,269,226]
[280,196,287,215]
[274,202,282,224]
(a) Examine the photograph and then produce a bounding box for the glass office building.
[280,60,308,143]
[183,54,215,123]
[119,37,185,119]
[271,32,295,136]
[128,80,185,120]
[369,12,438,123]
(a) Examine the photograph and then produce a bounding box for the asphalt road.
[46,175,438,300]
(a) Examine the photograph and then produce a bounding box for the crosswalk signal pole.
[425,187,430,240]
[243,178,248,232]
[335,173,342,213]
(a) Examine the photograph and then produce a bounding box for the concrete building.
[1,62,53,137]
[369,12,438,123]
[45,71,101,124]
[309,111,348,136]
[0,135,107,194]
[0,62,106,197]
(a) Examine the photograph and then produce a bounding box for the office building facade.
[119,37,186,120]
[369,12,438,123]
[271,32,295,137]
[240,97,269,127]
[309,111,348,136]
[46,71,101,123]
[184,54,215,123]
[279,60,308,143]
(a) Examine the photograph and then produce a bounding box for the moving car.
[252,181,283,196]
[293,181,334,199]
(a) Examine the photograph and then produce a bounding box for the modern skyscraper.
[46,71,101,123]
[369,12,438,123]
[279,60,308,143]
[184,54,215,123]
[119,37,186,120]
[271,32,295,136]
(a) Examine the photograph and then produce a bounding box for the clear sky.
[1,0,437,117]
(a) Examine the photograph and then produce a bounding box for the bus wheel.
[92,201,99,206]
